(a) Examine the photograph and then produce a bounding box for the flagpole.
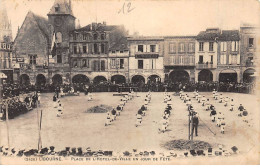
[5,101,10,148]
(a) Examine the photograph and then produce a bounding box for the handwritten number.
[118,1,135,14]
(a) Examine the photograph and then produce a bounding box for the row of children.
[158,92,172,133]
[135,91,151,127]
[105,90,135,126]
[212,90,249,124]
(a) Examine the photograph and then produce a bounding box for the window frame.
[199,42,204,51]
[138,60,143,69]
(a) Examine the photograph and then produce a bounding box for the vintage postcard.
[0,0,260,165]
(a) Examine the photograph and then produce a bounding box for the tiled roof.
[218,30,240,41]
[14,11,50,43]
[127,36,164,41]
[32,13,51,41]
[75,24,118,32]
[196,31,220,41]
[109,37,128,51]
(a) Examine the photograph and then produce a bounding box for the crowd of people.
[0,92,41,120]
[1,81,255,100]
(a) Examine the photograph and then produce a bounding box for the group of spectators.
[0,92,40,120]
[1,81,256,100]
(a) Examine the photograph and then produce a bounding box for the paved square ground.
[0,92,259,154]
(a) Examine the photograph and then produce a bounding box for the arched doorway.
[198,69,213,82]
[131,75,145,84]
[219,69,237,83]
[36,74,46,86]
[20,74,30,85]
[243,68,256,83]
[72,74,90,84]
[148,75,161,83]
[93,76,107,84]
[111,75,126,84]
[169,70,190,83]
[52,74,63,86]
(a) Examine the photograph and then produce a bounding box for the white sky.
[3,0,260,38]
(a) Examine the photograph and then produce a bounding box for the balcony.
[196,63,216,69]
[135,53,159,59]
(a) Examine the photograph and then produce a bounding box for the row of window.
[0,43,11,50]
[219,54,240,65]
[169,43,195,53]
[137,45,158,53]
[72,33,106,41]
[199,42,215,52]
[73,43,107,54]
[172,56,195,65]
[0,58,12,69]
[111,58,125,69]
[137,59,156,69]
[198,55,214,64]
[199,41,239,52]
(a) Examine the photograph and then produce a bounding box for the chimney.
[103,21,106,26]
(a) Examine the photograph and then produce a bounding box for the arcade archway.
[243,68,256,83]
[169,70,190,83]
[72,74,90,84]
[219,69,237,83]
[148,75,161,83]
[111,75,126,84]
[93,76,107,84]
[131,75,145,84]
[36,74,46,86]
[198,69,213,82]
[19,74,30,85]
[52,74,63,86]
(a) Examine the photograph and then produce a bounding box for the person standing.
[191,112,199,136]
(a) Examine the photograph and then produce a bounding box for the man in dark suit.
[191,112,199,136]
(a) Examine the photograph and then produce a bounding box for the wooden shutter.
[237,54,240,64]
[147,45,150,52]
[155,44,159,52]
[143,45,147,52]
[228,55,232,64]
[224,54,226,64]
[232,41,235,51]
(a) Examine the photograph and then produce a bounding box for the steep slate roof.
[218,30,240,41]
[109,37,128,51]
[14,11,51,43]
[32,13,51,41]
[48,0,73,16]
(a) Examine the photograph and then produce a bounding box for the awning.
[244,69,256,74]
[0,72,7,79]
[220,69,237,74]
[135,54,159,59]
[250,72,258,77]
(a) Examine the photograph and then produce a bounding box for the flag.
[50,32,56,57]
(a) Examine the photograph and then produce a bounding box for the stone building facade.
[240,24,259,83]
[127,36,164,84]
[69,22,128,84]
[195,28,219,82]
[164,36,196,83]
[11,0,258,86]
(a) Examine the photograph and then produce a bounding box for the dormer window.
[93,33,98,40]
[55,6,60,12]
[101,34,105,40]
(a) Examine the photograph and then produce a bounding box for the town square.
[0,0,259,164]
